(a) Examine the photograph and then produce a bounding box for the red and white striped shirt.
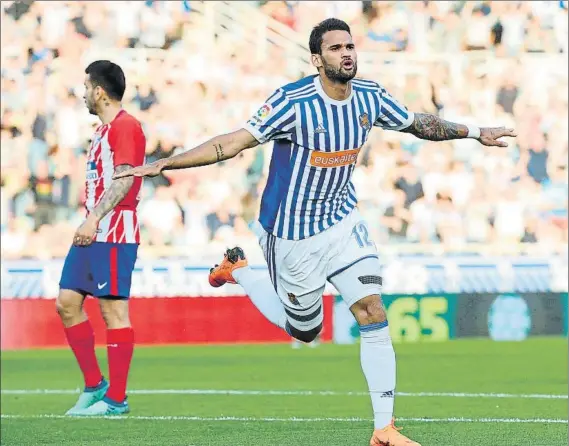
[85,110,146,244]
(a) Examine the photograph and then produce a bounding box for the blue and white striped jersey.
[244,74,413,240]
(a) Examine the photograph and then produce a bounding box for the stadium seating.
[1,0,567,259]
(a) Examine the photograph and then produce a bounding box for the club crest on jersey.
[359,112,371,130]
[86,161,98,180]
[287,293,300,306]
[253,104,272,123]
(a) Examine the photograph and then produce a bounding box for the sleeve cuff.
[392,111,415,131]
[243,123,267,144]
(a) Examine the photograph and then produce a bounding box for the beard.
[322,59,357,83]
[85,97,97,115]
[86,99,97,115]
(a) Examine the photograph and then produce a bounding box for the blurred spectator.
[521,215,539,244]
[139,186,183,246]
[394,162,424,208]
[206,207,237,241]
[463,5,492,51]
[28,160,56,230]
[382,189,410,242]
[434,192,464,245]
[527,144,549,184]
[1,218,29,259]
[496,76,519,115]
[133,82,159,111]
[492,186,526,244]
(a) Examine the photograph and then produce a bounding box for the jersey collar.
[314,75,354,106]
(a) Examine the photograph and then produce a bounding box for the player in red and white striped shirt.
[57,60,145,416]
[86,108,144,244]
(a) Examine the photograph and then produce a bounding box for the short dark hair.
[309,18,351,55]
[85,60,126,101]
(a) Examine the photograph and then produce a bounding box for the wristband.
[467,125,481,139]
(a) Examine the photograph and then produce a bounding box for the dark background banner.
[455,293,568,339]
[333,293,568,344]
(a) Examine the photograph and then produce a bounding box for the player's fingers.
[497,128,517,138]
[483,139,506,148]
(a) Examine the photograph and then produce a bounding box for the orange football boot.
[370,418,421,446]
[208,247,248,287]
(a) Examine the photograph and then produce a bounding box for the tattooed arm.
[162,128,259,169]
[400,113,468,141]
[73,164,135,246]
[400,112,517,146]
[113,129,259,179]
[90,164,134,222]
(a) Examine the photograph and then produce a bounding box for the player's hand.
[73,216,99,247]
[478,127,517,147]
[113,162,163,179]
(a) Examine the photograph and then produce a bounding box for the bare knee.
[56,290,86,327]
[287,323,322,343]
[99,299,130,329]
[350,295,386,326]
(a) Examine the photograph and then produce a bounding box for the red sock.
[64,320,103,388]
[106,327,134,403]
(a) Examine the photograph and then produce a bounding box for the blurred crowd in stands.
[1,1,567,260]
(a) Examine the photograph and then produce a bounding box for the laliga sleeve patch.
[253,104,272,123]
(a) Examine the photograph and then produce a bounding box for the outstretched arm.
[113,129,259,179]
[400,112,517,147]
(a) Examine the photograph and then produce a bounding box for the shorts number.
[352,222,373,248]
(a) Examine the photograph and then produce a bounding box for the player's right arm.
[113,129,259,178]
[114,89,294,179]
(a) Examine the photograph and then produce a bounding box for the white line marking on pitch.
[1,414,567,424]
[1,389,566,399]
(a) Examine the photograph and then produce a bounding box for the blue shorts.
[59,242,138,299]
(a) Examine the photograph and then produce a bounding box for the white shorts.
[256,209,382,332]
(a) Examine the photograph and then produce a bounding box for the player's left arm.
[374,85,516,147]
[89,165,135,222]
[73,165,135,246]
[399,113,517,147]
[74,119,145,246]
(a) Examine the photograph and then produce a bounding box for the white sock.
[359,322,396,429]
[232,267,287,329]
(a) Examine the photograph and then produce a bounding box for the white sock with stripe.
[232,267,287,329]
[359,321,396,429]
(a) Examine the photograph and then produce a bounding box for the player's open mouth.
[342,60,353,69]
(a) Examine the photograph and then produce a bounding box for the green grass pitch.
[1,338,567,445]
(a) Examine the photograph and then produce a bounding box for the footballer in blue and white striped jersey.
[244,74,413,241]
[120,18,516,444]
